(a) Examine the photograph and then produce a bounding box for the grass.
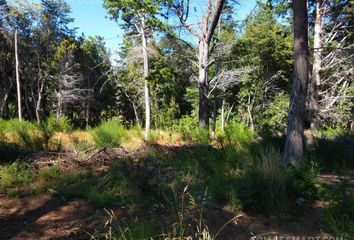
[0,118,353,238]
[0,161,33,194]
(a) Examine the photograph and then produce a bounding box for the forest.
[0,0,353,239]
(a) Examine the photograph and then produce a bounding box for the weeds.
[0,161,33,193]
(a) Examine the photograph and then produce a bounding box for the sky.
[64,0,258,55]
[17,0,258,57]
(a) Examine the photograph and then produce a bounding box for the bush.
[225,121,256,150]
[93,119,127,148]
[39,115,72,149]
[0,161,33,193]
[286,160,321,200]
[172,115,210,144]
[260,92,289,134]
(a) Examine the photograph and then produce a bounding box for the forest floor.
[0,194,333,240]
[1,144,350,240]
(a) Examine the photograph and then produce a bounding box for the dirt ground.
[0,145,344,240]
[0,194,333,240]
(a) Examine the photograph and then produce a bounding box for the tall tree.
[172,0,226,129]
[14,28,22,120]
[308,0,323,129]
[284,0,309,165]
[104,0,168,139]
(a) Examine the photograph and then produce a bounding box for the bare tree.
[14,28,22,120]
[56,43,89,119]
[207,67,251,136]
[309,2,353,128]
[308,0,323,129]
[284,0,309,165]
[172,0,226,129]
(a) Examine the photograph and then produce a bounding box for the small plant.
[93,119,127,148]
[224,120,256,153]
[286,160,320,201]
[0,161,34,193]
[38,114,72,149]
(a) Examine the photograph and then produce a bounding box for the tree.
[308,0,354,129]
[172,0,226,129]
[308,0,323,129]
[55,38,85,119]
[283,0,309,165]
[231,4,293,133]
[79,36,112,127]
[32,0,74,122]
[14,28,21,120]
[104,0,168,139]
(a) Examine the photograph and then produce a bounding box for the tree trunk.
[141,16,151,140]
[14,29,22,121]
[212,96,217,138]
[0,84,11,118]
[35,77,45,123]
[247,95,255,131]
[198,17,209,130]
[284,0,309,166]
[56,91,62,119]
[309,0,322,129]
[221,99,225,131]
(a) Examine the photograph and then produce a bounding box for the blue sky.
[18,0,258,55]
[66,0,258,54]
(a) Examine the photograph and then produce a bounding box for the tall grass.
[93,119,127,148]
[235,147,288,213]
[7,119,43,151]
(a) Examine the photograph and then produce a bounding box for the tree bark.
[35,75,45,123]
[284,0,309,166]
[141,15,151,140]
[0,81,12,118]
[198,25,210,129]
[14,29,22,121]
[309,0,322,129]
[221,98,225,131]
[212,96,217,138]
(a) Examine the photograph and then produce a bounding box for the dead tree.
[172,0,226,129]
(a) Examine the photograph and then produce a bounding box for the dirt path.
[0,195,96,240]
[0,194,332,240]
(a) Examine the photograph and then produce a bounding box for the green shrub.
[225,120,256,150]
[191,127,209,145]
[0,161,33,193]
[260,92,289,134]
[39,115,72,148]
[172,115,210,144]
[286,160,321,200]
[317,126,353,138]
[8,119,44,151]
[93,119,127,148]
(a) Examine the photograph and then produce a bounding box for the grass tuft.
[93,119,127,148]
